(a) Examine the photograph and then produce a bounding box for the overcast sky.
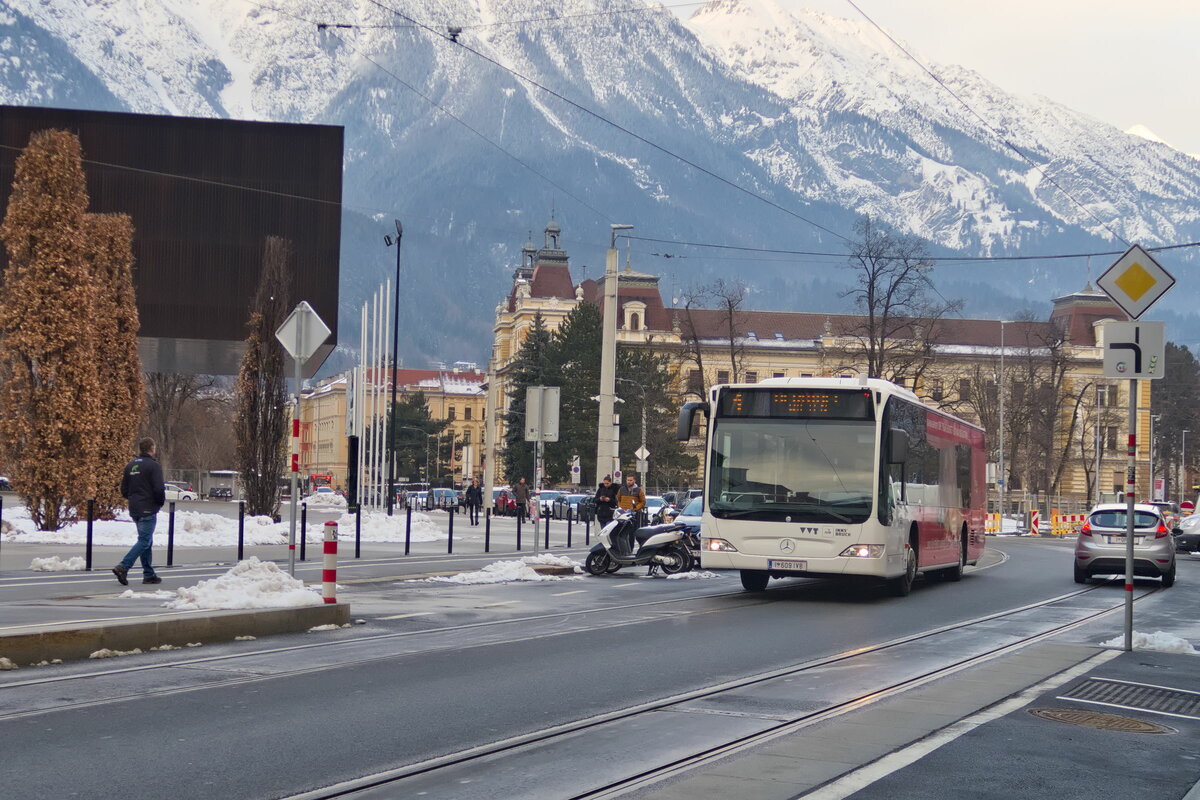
[681,0,1200,156]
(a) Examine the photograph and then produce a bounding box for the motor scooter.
[585,510,694,576]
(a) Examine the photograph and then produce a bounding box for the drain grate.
[1057,678,1200,720]
[1029,708,1174,734]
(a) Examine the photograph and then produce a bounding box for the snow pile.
[2,505,442,547]
[164,557,323,610]
[30,555,86,571]
[1100,631,1197,654]
[302,491,347,508]
[0,657,17,670]
[666,570,721,580]
[119,589,176,600]
[427,555,583,585]
[89,648,143,659]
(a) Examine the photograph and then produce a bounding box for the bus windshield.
[707,418,876,523]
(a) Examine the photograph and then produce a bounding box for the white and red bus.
[677,377,986,595]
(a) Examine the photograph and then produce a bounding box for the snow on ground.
[1100,631,1197,654]
[30,555,86,571]
[1,504,441,547]
[164,557,324,610]
[666,570,721,580]
[301,491,348,508]
[425,554,583,585]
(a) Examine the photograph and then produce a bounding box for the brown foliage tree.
[0,130,100,530]
[84,213,145,518]
[234,236,293,517]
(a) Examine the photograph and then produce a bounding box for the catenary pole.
[387,221,402,515]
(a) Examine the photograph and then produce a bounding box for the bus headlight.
[840,544,884,558]
[704,538,738,552]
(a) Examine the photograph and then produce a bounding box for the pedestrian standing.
[513,476,531,524]
[594,475,617,527]
[617,474,647,528]
[465,477,484,526]
[113,437,166,586]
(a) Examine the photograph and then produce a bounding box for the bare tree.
[712,278,748,383]
[234,236,293,517]
[838,217,960,384]
[143,373,215,468]
[672,283,711,400]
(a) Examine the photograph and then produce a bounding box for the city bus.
[677,377,986,595]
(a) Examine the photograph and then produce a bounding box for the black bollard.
[544,513,550,549]
[167,501,176,567]
[405,503,412,555]
[586,518,591,546]
[237,500,245,561]
[299,502,308,561]
[485,508,491,552]
[567,514,573,548]
[447,505,454,554]
[355,504,361,559]
[85,498,94,571]
[516,512,522,551]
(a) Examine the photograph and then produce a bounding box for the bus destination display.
[717,389,873,419]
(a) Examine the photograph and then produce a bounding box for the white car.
[164,483,197,502]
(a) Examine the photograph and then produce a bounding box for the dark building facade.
[0,106,342,376]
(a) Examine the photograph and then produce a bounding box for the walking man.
[594,475,617,527]
[513,476,531,525]
[113,437,166,586]
[465,477,484,526]
[616,473,647,528]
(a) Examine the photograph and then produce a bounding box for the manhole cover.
[1028,707,1175,734]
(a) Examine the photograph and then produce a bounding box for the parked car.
[551,493,588,520]
[429,488,460,511]
[576,495,596,522]
[676,495,703,533]
[408,491,428,510]
[537,490,564,517]
[1149,501,1180,530]
[164,483,198,502]
[493,488,517,516]
[1074,503,1176,586]
[644,495,670,524]
[0,475,11,491]
[1174,513,1200,554]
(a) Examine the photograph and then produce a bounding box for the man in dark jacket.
[512,477,531,524]
[113,438,166,585]
[464,477,484,526]
[594,475,618,527]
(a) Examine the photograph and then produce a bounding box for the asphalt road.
[2,538,1198,799]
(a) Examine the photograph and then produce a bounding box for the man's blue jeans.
[119,514,158,579]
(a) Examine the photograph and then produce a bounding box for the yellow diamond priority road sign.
[1096,244,1175,320]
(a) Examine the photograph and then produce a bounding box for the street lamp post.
[998,320,1006,519]
[385,220,403,515]
[597,224,632,483]
[1151,415,1162,501]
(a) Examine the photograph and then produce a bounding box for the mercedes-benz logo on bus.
[780,539,796,553]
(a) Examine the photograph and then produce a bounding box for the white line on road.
[477,601,517,608]
[377,612,435,620]
[551,590,587,597]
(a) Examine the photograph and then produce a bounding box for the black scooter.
[584,510,695,576]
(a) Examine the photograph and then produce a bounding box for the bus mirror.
[677,401,707,441]
[887,428,909,463]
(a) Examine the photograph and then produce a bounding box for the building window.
[1112,470,1123,495]
[630,313,641,331]
[931,380,944,401]
[448,406,456,420]
[462,430,471,445]
[464,407,472,420]
[687,370,703,395]
[1105,426,1118,452]
[745,371,757,383]
[774,372,785,378]
[801,373,812,378]
[717,370,730,384]
[959,379,970,401]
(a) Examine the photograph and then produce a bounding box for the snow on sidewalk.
[3,505,442,548]
[424,554,583,585]
[1100,630,1197,654]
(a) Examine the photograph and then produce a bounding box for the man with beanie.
[113,437,166,585]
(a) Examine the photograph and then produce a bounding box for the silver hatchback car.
[1074,503,1176,587]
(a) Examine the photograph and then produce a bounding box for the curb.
[0,603,350,665]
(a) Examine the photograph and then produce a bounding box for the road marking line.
[478,601,517,608]
[551,590,587,597]
[377,612,435,620]
[613,582,640,588]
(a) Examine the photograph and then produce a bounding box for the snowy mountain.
[3,0,1200,365]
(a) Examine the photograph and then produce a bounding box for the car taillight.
[1080,522,1092,536]
[1156,523,1169,538]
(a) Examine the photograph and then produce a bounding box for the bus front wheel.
[740,569,770,591]
[889,545,916,597]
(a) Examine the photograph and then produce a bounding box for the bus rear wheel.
[740,569,769,591]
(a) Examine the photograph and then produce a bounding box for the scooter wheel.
[659,545,694,575]
[585,550,615,576]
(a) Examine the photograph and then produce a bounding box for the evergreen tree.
[84,213,144,519]
[616,348,697,491]
[544,302,602,485]
[0,130,100,530]
[500,313,554,484]
[381,391,449,483]
[1151,342,1200,497]
[234,236,292,517]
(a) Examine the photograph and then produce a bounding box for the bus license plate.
[769,559,806,571]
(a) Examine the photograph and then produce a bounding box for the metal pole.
[1181,430,1189,502]
[485,507,491,552]
[299,501,307,561]
[447,501,454,554]
[482,356,498,505]
[85,498,94,571]
[1125,379,1137,651]
[355,504,361,559]
[404,502,412,555]
[387,222,402,516]
[597,224,631,486]
[238,500,245,562]
[1095,385,1102,505]
[288,315,304,576]
[533,439,542,556]
[167,501,175,566]
[998,320,1005,519]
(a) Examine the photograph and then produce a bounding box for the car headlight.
[840,544,885,558]
[703,538,738,552]
[1181,516,1200,530]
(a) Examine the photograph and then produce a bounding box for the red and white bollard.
[322,520,338,604]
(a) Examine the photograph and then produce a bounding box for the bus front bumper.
[700,549,896,579]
